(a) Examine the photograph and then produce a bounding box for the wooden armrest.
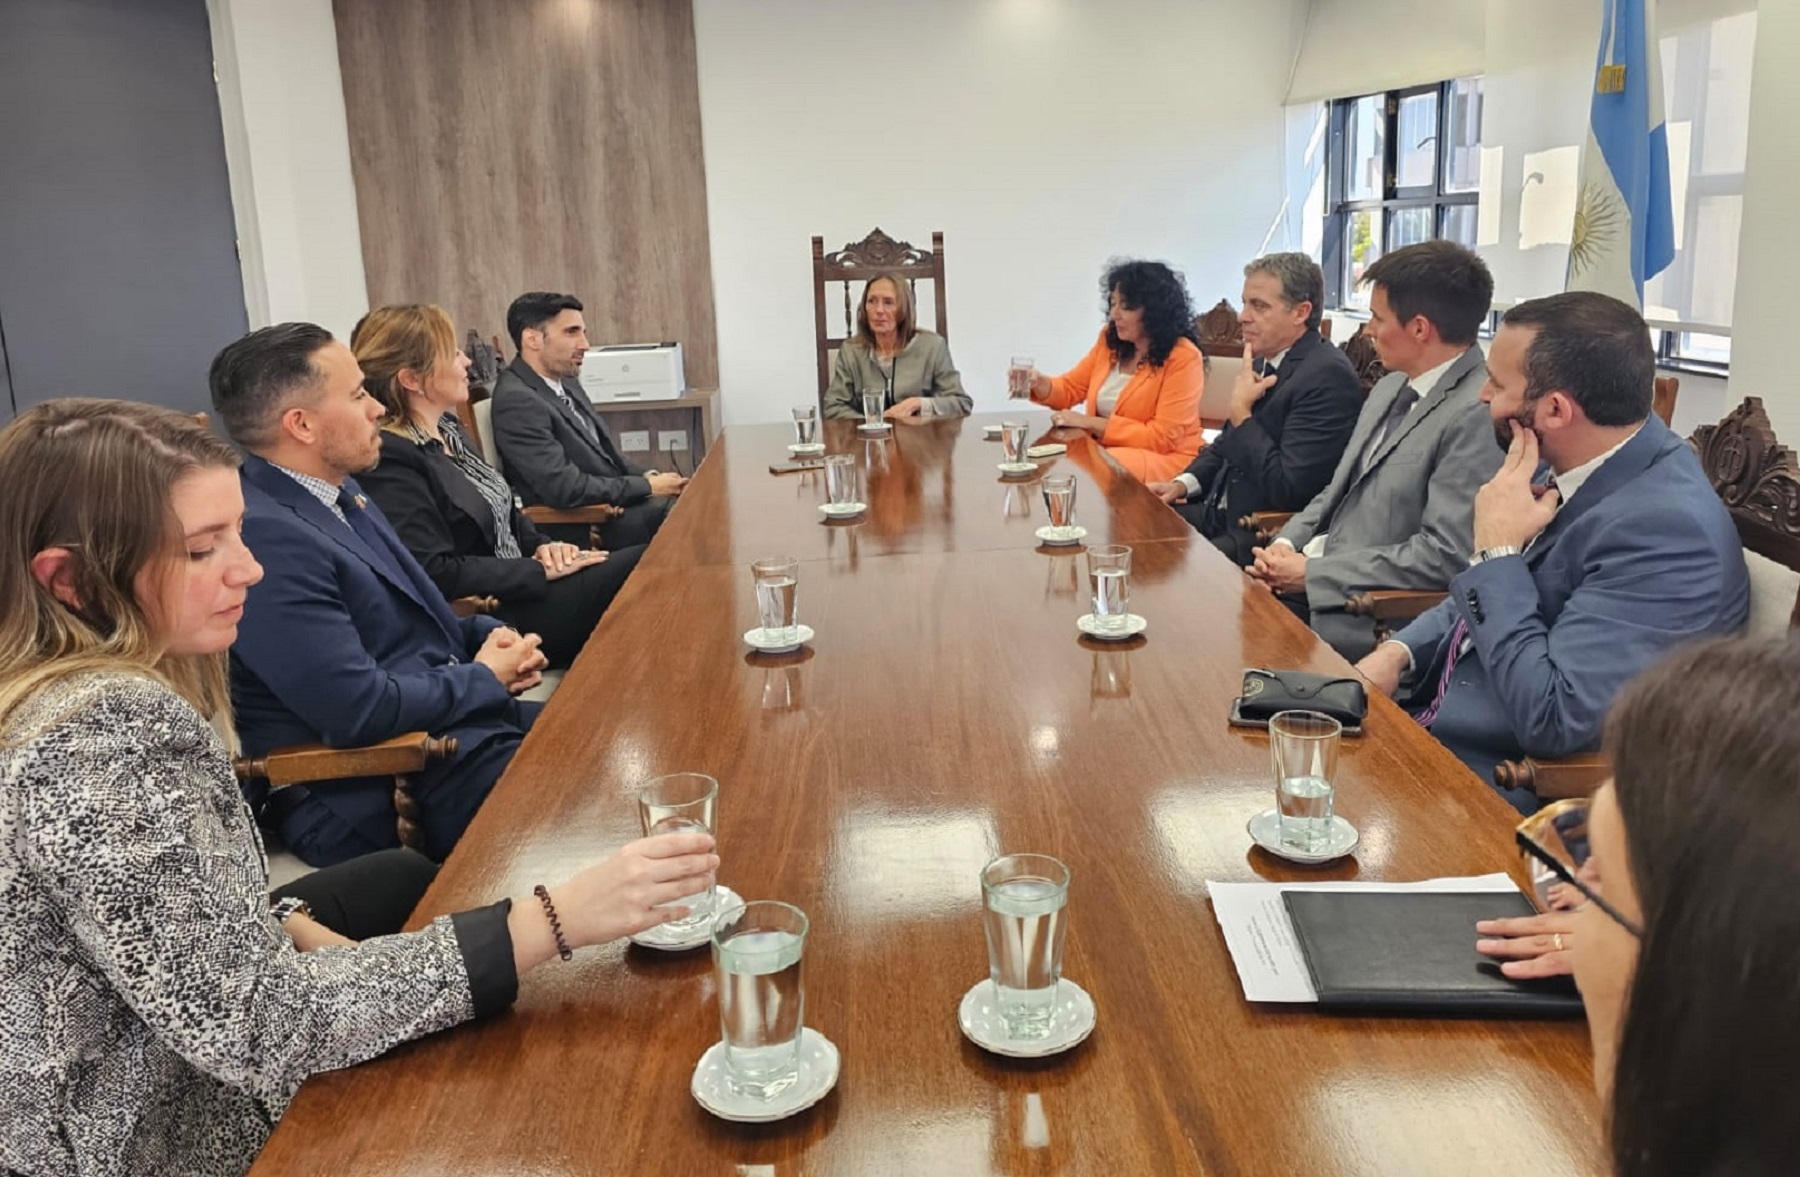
[1237,510,1295,542]
[523,504,625,525]
[1344,589,1447,621]
[233,733,458,788]
[449,595,499,618]
[1493,754,1611,802]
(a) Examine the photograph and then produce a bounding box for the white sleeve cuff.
[1176,472,1201,497]
[1379,638,1415,674]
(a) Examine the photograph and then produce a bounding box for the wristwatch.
[271,897,313,925]
[1470,545,1524,565]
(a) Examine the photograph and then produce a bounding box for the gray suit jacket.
[822,330,970,419]
[1276,346,1501,661]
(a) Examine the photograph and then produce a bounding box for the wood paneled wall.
[332,0,718,388]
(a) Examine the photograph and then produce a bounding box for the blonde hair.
[852,272,918,352]
[0,400,240,731]
[349,304,460,432]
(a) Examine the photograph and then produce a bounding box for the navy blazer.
[230,454,535,846]
[490,356,651,509]
[1394,416,1749,808]
[1180,328,1363,518]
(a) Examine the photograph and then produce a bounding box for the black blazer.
[489,356,651,509]
[1182,328,1362,524]
[357,430,552,603]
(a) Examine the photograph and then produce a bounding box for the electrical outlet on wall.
[620,430,651,452]
[659,430,689,452]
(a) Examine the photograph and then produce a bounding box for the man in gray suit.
[490,291,686,549]
[1247,241,1501,662]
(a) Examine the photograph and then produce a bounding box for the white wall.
[1727,0,1800,439]
[206,0,367,341]
[693,0,1306,427]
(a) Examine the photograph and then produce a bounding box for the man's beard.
[324,428,381,477]
[1494,399,1541,452]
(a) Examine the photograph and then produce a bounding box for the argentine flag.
[1566,0,1676,307]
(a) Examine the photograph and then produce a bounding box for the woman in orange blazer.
[1028,260,1204,482]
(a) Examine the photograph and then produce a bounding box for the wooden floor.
[252,413,1604,1176]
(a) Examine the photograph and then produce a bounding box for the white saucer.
[788,442,825,455]
[744,624,814,654]
[818,501,867,519]
[691,1026,840,1122]
[857,421,891,433]
[998,461,1038,475]
[1246,809,1360,864]
[1076,613,1146,640]
[1036,524,1088,546]
[958,979,1096,1058]
[628,885,741,951]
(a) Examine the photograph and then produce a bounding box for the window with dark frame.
[1322,78,1483,310]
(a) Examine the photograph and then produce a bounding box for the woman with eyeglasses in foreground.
[0,400,716,1176]
[1528,637,1800,1173]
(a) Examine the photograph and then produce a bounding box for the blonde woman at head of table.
[821,271,971,421]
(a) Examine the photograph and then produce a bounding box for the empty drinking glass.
[824,453,857,506]
[713,900,809,1099]
[1269,711,1340,852]
[1008,356,1035,399]
[861,391,886,425]
[1085,545,1131,633]
[1001,421,1030,464]
[637,772,720,933]
[1042,474,1076,528]
[980,853,1070,1040]
[752,557,799,645]
[792,406,818,446]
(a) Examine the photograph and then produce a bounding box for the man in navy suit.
[489,291,686,549]
[210,323,550,866]
[1148,253,1362,565]
[1357,292,1748,811]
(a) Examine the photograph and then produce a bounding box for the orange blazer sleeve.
[1043,330,1111,411]
[1099,339,1204,454]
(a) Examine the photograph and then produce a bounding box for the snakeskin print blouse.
[0,671,515,1176]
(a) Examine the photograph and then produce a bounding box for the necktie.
[1360,383,1420,476]
[1413,617,1469,728]
[551,382,601,446]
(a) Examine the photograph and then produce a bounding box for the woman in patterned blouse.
[351,304,643,669]
[0,400,717,1176]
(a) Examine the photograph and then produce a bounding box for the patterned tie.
[1412,617,1468,729]
[550,380,602,446]
[1360,382,1420,477]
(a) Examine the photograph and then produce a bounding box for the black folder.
[1282,889,1584,1017]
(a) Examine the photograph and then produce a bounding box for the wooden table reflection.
[252,415,1604,1176]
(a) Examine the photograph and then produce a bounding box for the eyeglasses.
[1515,799,1643,939]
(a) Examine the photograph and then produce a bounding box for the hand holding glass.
[636,772,720,933]
[1269,711,1340,852]
[1008,357,1035,399]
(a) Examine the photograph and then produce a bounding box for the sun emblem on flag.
[1569,180,1625,276]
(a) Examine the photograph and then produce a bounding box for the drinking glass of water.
[752,557,799,646]
[1042,474,1076,528]
[792,406,818,446]
[1085,545,1132,634]
[712,899,809,1099]
[1001,420,1030,464]
[980,853,1070,1040]
[1270,710,1340,852]
[824,453,857,506]
[861,391,886,424]
[1008,356,1035,399]
[637,772,720,933]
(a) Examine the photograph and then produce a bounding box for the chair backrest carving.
[1339,322,1387,397]
[812,228,947,402]
[1692,396,1800,631]
[1194,299,1243,359]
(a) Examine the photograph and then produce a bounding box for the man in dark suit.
[1147,253,1361,565]
[489,291,686,549]
[210,323,549,867]
[1357,292,1749,811]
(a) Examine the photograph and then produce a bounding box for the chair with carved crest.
[1191,300,1334,435]
[1493,396,1800,801]
[812,228,948,404]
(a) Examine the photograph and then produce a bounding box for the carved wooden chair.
[812,228,948,403]
[1494,396,1800,800]
[233,734,458,855]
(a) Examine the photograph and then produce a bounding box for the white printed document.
[1206,873,1520,1002]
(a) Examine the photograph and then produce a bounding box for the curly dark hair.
[1100,259,1199,369]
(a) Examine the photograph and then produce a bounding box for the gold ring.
[1553,932,1565,951]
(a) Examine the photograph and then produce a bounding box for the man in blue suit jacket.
[209,323,550,866]
[1357,292,1748,812]
[1149,253,1362,566]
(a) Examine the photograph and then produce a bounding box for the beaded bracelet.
[533,884,573,961]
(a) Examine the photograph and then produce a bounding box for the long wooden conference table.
[253,413,1605,1176]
